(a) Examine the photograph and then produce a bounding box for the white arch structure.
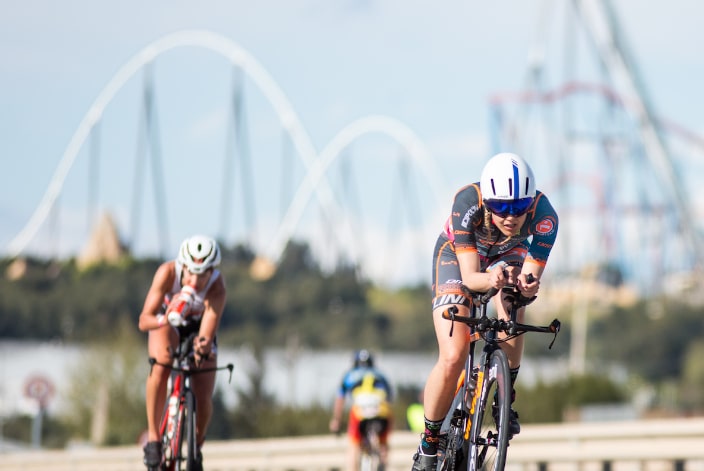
[265,115,445,264]
[8,30,444,270]
[8,29,341,258]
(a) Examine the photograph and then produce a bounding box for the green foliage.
[0,242,432,350]
[515,373,627,423]
[1,413,71,449]
[227,345,277,438]
[393,384,424,430]
[589,299,704,382]
[0,256,158,341]
[679,340,704,413]
[205,390,237,439]
[60,317,147,445]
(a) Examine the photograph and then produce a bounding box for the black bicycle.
[437,277,560,471]
[148,329,234,471]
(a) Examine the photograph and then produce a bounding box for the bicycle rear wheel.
[468,348,510,471]
[360,419,383,471]
[360,450,381,471]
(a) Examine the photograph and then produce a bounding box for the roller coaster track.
[6,30,443,270]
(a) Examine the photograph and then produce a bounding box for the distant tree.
[516,373,627,423]
[228,344,277,438]
[61,317,146,445]
[679,340,704,413]
[590,300,704,382]
[206,389,236,440]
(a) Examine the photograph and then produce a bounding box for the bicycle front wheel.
[468,348,510,471]
[178,390,198,471]
[172,390,198,471]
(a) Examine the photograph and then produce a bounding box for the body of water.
[0,340,568,416]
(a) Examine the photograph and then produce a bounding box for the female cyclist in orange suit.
[412,153,559,471]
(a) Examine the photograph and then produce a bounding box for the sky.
[2,0,703,287]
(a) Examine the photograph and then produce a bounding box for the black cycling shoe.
[492,404,521,437]
[142,441,162,470]
[411,451,438,471]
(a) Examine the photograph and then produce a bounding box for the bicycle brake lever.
[548,332,558,350]
[548,319,561,349]
[447,306,458,337]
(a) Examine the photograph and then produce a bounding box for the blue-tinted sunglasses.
[484,197,534,217]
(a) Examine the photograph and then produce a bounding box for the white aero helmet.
[480,152,536,200]
[480,153,536,217]
[177,235,221,274]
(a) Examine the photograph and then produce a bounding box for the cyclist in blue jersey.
[411,153,559,471]
[331,349,394,471]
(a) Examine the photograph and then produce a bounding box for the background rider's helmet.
[480,152,536,217]
[353,349,374,368]
[177,235,222,274]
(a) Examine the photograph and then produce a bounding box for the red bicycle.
[148,329,233,471]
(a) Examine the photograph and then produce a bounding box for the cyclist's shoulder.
[370,367,390,381]
[341,367,360,382]
[207,270,226,294]
[527,191,558,238]
[151,260,177,288]
[533,190,558,216]
[157,260,177,274]
[454,182,481,203]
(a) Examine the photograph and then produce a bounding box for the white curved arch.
[7,29,341,257]
[265,114,446,263]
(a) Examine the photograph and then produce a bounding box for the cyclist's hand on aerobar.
[193,336,212,365]
[488,265,508,290]
[517,273,539,298]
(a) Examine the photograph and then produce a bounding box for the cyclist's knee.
[437,336,468,367]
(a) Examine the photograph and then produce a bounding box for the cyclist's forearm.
[197,310,220,344]
[457,252,495,292]
[332,396,344,420]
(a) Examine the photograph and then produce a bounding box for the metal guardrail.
[1,418,703,471]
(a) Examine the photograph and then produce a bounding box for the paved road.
[2,418,704,471]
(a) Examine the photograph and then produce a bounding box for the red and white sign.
[24,375,55,407]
